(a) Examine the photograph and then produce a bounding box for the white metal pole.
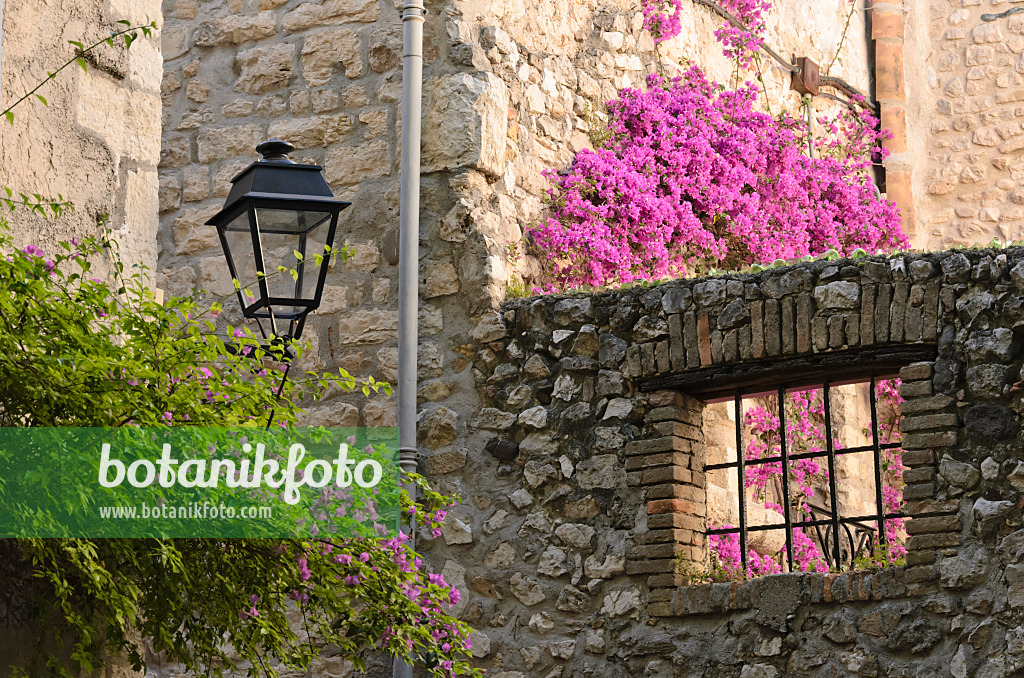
[395,0,424,676]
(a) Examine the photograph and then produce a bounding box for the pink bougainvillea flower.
[530,67,905,291]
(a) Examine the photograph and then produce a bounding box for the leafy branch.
[0,20,158,219]
[1,188,72,218]
[1,20,158,125]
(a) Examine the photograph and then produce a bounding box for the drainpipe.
[395,0,424,677]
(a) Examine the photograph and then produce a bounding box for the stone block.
[764,300,780,356]
[750,301,765,358]
[891,282,909,341]
[196,124,262,164]
[282,0,379,31]
[422,73,509,177]
[781,297,796,354]
[900,363,933,381]
[172,205,220,255]
[324,140,391,185]
[710,331,723,364]
[828,314,845,349]
[656,340,671,373]
[697,312,712,366]
[814,281,861,309]
[796,294,812,353]
[668,314,685,370]
[195,12,278,46]
[875,284,892,343]
[267,113,354,149]
[302,28,362,85]
[811,316,828,352]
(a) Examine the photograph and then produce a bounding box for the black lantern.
[206,139,350,344]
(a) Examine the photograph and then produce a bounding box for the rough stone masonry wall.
[157,0,872,432]
[155,1,882,675]
[432,247,1024,678]
[0,0,162,270]
[905,0,1024,252]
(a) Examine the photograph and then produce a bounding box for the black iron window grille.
[705,376,904,574]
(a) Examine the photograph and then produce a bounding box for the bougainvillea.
[715,0,772,67]
[641,0,683,42]
[874,378,907,565]
[0,221,478,677]
[557,0,906,581]
[530,67,905,291]
[643,0,770,67]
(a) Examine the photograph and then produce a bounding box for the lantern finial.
[256,139,296,164]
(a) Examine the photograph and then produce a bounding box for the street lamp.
[206,139,350,345]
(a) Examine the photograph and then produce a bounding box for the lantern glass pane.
[220,211,261,307]
[254,208,333,314]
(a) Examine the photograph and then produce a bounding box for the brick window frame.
[633,361,956,618]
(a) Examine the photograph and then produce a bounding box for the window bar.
[777,387,795,572]
[707,510,906,535]
[821,382,843,568]
[869,376,888,559]
[705,441,901,471]
[735,392,749,576]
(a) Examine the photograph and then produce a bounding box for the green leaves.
[0,187,72,217]
[0,209,474,677]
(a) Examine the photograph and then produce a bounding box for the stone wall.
[0,0,162,269]
[906,0,1024,252]
[156,0,875,433]
[151,1,915,676]
[428,246,1024,678]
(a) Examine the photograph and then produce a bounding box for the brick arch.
[619,257,940,400]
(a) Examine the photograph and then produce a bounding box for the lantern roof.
[206,139,350,228]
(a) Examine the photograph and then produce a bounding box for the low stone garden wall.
[419,246,1024,677]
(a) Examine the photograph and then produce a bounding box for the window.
[704,377,904,577]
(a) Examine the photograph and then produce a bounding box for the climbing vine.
[0,22,477,678]
[529,67,904,290]
[643,0,770,67]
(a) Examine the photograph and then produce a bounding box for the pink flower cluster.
[876,378,907,563]
[19,243,56,274]
[262,532,469,676]
[643,0,769,65]
[743,389,826,510]
[530,68,905,291]
[709,530,780,578]
[641,0,683,42]
[710,528,830,579]
[714,0,772,68]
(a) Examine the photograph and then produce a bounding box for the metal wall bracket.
[791,56,821,96]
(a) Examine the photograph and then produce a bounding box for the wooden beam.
[640,345,937,402]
